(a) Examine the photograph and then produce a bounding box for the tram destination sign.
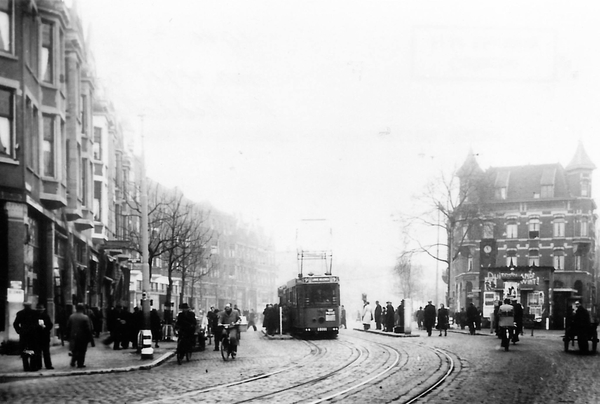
[303,276,339,283]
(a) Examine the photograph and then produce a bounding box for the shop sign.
[7,288,24,303]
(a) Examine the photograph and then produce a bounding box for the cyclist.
[175,303,197,359]
[219,303,241,357]
[498,298,515,348]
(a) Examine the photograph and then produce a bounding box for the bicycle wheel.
[221,339,229,361]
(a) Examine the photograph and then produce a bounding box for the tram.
[278,274,340,338]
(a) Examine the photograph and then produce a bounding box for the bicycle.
[176,330,195,365]
[220,323,240,361]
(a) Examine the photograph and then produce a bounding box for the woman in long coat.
[361,301,373,330]
[437,303,450,337]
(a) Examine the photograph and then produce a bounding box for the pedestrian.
[111,305,127,350]
[340,305,347,329]
[66,303,95,368]
[247,309,257,331]
[212,307,221,351]
[374,301,382,330]
[466,302,479,335]
[458,307,467,330]
[512,299,524,343]
[13,301,42,371]
[150,308,162,348]
[416,307,424,330]
[385,301,395,332]
[437,303,449,336]
[423,301,437,337]
[361,301,373,331]
[36,303,54,370]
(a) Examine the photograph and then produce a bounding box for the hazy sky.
[80,1,600,300]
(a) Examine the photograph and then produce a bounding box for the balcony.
[40,179,67,210]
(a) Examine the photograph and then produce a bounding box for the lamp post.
[139,115,153,359]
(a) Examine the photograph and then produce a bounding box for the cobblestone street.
[1,325,599,403]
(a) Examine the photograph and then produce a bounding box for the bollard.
[140,329,154,359]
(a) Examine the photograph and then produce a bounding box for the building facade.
[451,143,597,329]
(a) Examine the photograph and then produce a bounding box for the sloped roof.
[566,141,596,171]
[487,163,569,200]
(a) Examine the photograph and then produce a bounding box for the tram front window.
[306,284,337,306]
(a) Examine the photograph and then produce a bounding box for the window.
[0,87,13,157]
[495,187,507,200]
[482,222,495,239]
[93,180,102,221]
[0,0,12,53]
[506,253,517,267]
[528,250,539,267]
[42,115,55,176]
[25,100,39,170]
[541,185,554,198]
[553,219,565,238]
[579,217,589,237]
[528,218,540,239]
[553,254,564,270]
[581,174,590,197]
[506,223,518,239]
[41,22,53,83]
[575,255,582,271]
[467,256,474,272]
[93,127,102,160]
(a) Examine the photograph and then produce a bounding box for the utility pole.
[139,114,153,359]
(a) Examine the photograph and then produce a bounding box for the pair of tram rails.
[278,274,341,338]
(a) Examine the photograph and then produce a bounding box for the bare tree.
[398,159,489,308]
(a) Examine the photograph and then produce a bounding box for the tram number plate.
[326,309,336,321]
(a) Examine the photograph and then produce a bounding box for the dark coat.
[423,304,437,327]
[38,311,54,342]
[66,312,95,353]
[375,304,383,319]
[14,307,41,351]
[436,308,449,330]
[466,304,479,322]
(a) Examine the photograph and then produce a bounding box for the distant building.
[451,142,597,329]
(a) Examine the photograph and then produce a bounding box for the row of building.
[447,143,598,329]
[0,0,278,347]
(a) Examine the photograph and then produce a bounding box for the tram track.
[136,332,458,404]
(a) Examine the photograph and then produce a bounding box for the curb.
[353,328,420,337]
[0,350,176,382]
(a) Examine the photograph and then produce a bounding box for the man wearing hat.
[423,300,437,337]
[36,303,54,369]
[13,301,42,371]
[175,303,197,353]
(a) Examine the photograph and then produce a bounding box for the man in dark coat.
[374,301,383,330]
[512,299,524,343]
[36,303,54,369]
[437,304,450,337]
[66,303,95,368]
[466,302,479,335]
[13,301,42,371]
[423,301,437,337]
[385,301,395,332]
[210,307,222,350]
[150,308,162,348]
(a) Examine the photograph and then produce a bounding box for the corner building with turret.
[452,142,597,330]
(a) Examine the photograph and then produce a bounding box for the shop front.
[480,266,553,327]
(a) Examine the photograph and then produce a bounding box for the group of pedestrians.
[361,300,406,332]
[13,301,96,371]
[455,303,483,335]
[105,305,144,350]
[420,301,451,337]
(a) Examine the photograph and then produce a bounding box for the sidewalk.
[0,334,176,382]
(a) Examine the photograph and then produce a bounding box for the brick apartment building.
[450,142,597,329]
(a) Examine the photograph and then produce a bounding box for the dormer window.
[541,185,554,198]
[495,187,507,200]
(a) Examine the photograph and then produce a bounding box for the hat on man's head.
[23,301,32,307]
[179,303,189,309]
[428,300,432,304]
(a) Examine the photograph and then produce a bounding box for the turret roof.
[566,141,596,171]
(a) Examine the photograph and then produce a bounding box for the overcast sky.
[80,1,600,302]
